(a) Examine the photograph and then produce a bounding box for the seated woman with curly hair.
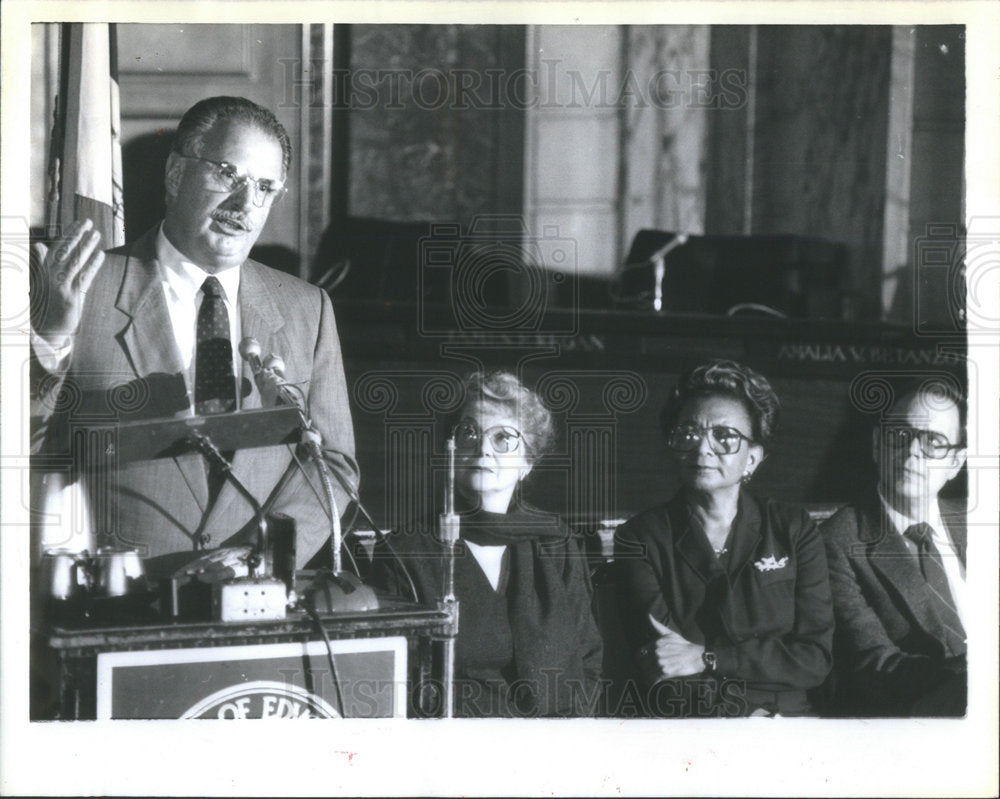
[614,359,833,717]
[375,370,603,718]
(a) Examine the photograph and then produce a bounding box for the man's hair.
[173,96,292,177]
[887,375,967,446]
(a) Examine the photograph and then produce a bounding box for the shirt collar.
[877,486,945,540]
[155,224,242,305]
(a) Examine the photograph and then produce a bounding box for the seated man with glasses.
[820,378,968,716]
[31,96,358,571]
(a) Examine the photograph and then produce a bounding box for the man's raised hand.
[32,218,105,342]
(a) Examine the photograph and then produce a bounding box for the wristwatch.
[702,650,717,673]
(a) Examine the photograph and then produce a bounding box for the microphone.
[238,336,263,372]
[643,234,687,312]
[239,337,305,412]
[239,339,378,612]
[640,232,688,269]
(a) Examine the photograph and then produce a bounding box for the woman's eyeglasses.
[883,426,962,460]
[176,153,288,208]
[668,424,753,455]
[453,421,524,454]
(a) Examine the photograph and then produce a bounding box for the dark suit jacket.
[373,507,604,718]
[31,227,359,570]
[614,491,834,716]
[820,495,967,716]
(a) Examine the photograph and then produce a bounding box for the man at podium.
[30,96,359,571]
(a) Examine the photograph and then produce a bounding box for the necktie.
[195,276,236,506]
[195,277,236,415]
[904,523,966,656]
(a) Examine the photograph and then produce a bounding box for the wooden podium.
[33,595,451,720]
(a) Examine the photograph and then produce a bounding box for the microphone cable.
[302,602,347,717]
[241,337,419,602]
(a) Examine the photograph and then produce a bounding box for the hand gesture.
[637,613,706,681]
[32,219,105,342]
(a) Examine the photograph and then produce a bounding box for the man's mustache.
[212,213,252,231]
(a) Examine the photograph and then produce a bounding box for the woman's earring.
[741,471,753,484]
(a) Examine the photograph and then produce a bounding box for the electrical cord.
[303,603,346,717]
[302,432,342,572]
[266,410,419,604]
[283,439,360,575]
[725,302,787,319]
[296,436,420,605]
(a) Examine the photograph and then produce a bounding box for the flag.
[54,23,125,246]
[36,23,124,553]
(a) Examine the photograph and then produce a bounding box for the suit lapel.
[671,496,720,583]
[727,491,763,578]
[114,229,186,381]
[113,229,209,509]
[236,261,286,372]
[861,500,946,642]
[940,499,967,568]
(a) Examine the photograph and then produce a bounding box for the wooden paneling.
[117,25,258,111]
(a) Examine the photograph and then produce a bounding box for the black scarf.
[457,501,567,546]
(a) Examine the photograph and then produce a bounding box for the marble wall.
[344,25,714,276]
[620,25,711,242]
[522,25,713,276]
[346,25,525,224]
[750,26,894,318]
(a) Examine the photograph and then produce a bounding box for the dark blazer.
[820,495,967,716]
[614,491,834,717]
[374,506,604,718]
[31,227,359,570]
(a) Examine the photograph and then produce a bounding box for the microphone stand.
[610,233,689,311]
[300,427,342,572]
[185,430,290,622]
[645,233,688,312]
[240,338,376,612]
[187,431,268,576]
[438,436,460,719]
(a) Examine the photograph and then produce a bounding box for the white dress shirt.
[31,226,245,551]
[878,490,967,632]
[465,540,507,592]
[154,226,242,411]
[32,224,245,414]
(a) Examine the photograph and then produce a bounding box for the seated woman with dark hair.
[614,359,833,717]
[375,370,603,718]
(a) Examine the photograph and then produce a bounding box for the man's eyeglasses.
[453,421,524,454]
[668,424,754,455]
[883,426,963,460]
[177,154,287,208]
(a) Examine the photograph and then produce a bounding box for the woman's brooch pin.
[754,555,789,572]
